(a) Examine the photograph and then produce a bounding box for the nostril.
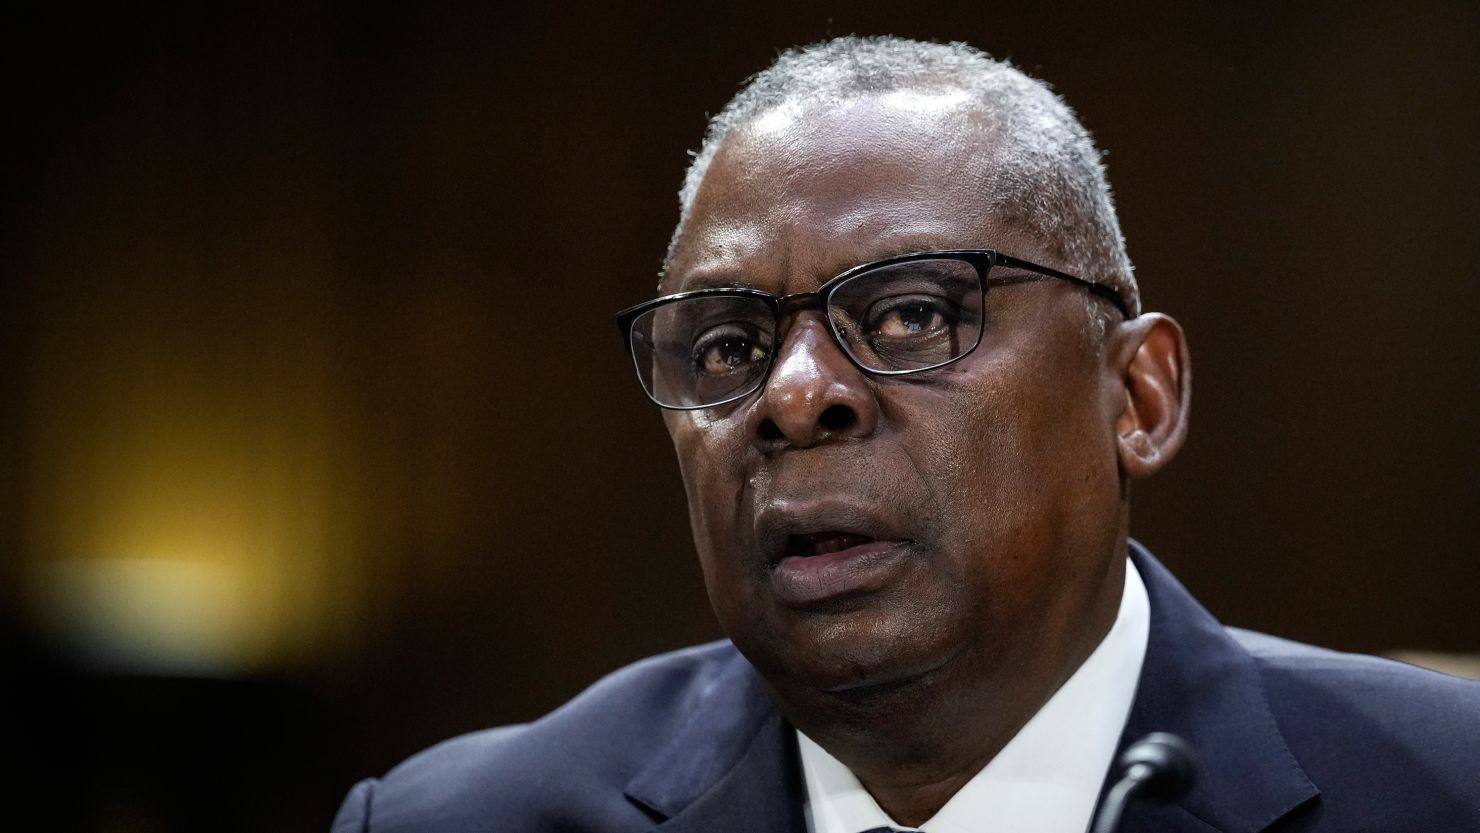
[818,404,856,432]
[757,418,784,442]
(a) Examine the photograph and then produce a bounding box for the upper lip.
[753,498,911,566]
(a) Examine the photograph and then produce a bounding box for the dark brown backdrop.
[3,3,1476,831]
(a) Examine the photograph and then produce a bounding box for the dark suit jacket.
[333,544,1480,832]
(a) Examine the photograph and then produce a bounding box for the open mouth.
[766,529,912,605]
[783,531,878,560]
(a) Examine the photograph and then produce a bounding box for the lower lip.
[769,540,912,606]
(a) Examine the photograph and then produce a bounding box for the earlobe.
[1111,313,1191,479]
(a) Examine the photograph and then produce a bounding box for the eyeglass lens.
[629,258,986,408]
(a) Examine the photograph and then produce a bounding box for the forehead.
[665,92,1035,294]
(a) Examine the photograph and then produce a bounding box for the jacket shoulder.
[334,641,744,832]
[1232,627,1480,718]
[1229,627,1480,822]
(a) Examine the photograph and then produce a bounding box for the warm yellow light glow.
[19,249,373,674]
[34,557,265,675]
[21,381,368,672]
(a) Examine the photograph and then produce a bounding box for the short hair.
[666,36,1141,318]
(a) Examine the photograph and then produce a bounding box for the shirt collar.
[798,556,1151,833]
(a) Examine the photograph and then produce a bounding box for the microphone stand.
[1090,733,1196,833]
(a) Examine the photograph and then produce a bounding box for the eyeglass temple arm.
[991,253,1132,319]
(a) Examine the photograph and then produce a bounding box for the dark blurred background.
[2,2,1476,830]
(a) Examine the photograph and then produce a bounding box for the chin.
[816,653,951,696]
[748,612,961,696]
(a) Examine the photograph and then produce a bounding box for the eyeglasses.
[614,249,1129,410]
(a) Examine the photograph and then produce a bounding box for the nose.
[746,315,880,450]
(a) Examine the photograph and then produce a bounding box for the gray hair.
[665,36,1141,318]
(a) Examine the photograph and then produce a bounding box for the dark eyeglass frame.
[614,249,1131,410]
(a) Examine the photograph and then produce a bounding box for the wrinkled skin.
[660,91,1189,824]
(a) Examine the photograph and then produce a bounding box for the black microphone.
[1090,732,1197,833]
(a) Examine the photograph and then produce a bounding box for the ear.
[1108,313,1191,479]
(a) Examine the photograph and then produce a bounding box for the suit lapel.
[623,650,807,833]
[622,544,1318,833]
[1112,544,1319,833]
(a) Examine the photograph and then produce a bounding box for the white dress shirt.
[798,557,1151,833]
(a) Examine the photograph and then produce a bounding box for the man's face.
[662,92,1128,700]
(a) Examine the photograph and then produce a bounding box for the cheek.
[666,414,754,592]
[897,344,1113,581]
[900,367,1049,534]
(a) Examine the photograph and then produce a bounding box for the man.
[334,37,1479,832]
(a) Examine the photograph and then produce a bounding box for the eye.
[865,295,955,338]
[692,325,770,375]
